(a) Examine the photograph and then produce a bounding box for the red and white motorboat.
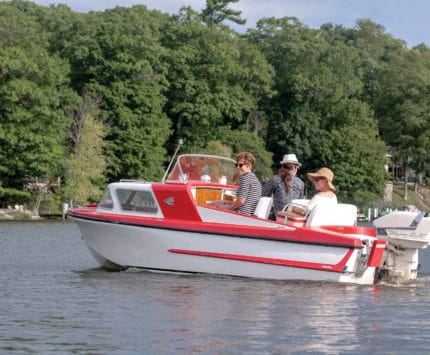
[68,153,430,285]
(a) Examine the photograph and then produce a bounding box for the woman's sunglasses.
[235,163,246,168]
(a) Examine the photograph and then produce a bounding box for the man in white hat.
[262,153,304,220]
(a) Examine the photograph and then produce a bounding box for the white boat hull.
[71,216,377,285]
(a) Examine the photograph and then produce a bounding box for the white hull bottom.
[72,218,377,285]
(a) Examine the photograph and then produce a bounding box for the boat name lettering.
[387,230,429,241]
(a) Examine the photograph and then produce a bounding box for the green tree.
[315,100,387,202]
[163,7,273,155]
[0,1,75,192]
[215,127,273,181]
[248,17,388,200]
[63,113,107,205]
[201,140,232,158]
[51,5,172,181]
[372,42,430,197]
[247,17,328,164]
[201,0,246,26]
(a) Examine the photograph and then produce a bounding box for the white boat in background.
[68,152,430,285]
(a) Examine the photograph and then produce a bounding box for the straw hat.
[307,167,336,192]
[280,153,301,167]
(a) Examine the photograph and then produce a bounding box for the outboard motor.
[373,211,430,283]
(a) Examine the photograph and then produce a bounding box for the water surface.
[1,221,430,354]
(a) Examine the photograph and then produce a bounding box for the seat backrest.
[306,203,357,226]
[253,196,273,219]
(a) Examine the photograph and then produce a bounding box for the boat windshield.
[166,154,237,184]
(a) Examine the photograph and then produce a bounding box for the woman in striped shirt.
[215,152,262,215]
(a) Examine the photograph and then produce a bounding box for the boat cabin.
[96,154,239,217]
[95,154,357,227]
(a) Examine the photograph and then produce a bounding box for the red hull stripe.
[168,248,355,273]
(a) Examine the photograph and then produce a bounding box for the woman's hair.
[278,167,292,193]
[236,152,255,168]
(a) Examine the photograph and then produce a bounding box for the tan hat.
[307,167,336,192]
[280,153,301,167]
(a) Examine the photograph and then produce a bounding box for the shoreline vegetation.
[0,211,65,221]
[0,205,63,221]
[3,184,429,222]
[0,208,40,221]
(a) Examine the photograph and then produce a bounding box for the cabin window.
[98,188,114,210]
[117,189,158,214]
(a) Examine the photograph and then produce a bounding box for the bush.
[0,187,32,208]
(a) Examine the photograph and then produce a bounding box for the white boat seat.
[305,203,357,226]
[253,197,273,219]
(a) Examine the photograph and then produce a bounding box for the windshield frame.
[165,154,237,184]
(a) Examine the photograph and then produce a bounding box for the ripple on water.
[1,222,430,354]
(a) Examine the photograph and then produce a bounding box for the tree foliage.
[201,0,246,26]
[162,7,273,154]
[63,113,107,205]
[0,1,76,189]
[0,0,429,208]
[247,17,389,200]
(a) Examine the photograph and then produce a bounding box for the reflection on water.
[1,221,430,354]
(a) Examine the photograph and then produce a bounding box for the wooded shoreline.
[1,0,429,213]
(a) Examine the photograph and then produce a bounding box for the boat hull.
[70,215,378,285]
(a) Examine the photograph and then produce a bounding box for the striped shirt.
[236,172,262,215]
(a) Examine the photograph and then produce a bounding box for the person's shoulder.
[324,191,336,198]
[313,191,336,201]
[294,176,304,185]
[251,171,261,183]
[266,174,277,181]
[268,174,283,187]
[263,175,275,185]
[243,171,259,182]
[311,192,324,200]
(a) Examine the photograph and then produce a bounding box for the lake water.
[1,221,430,354]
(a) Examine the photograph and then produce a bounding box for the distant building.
[385,150,416,182]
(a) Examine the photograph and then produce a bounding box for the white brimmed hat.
[280,153,301,167]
